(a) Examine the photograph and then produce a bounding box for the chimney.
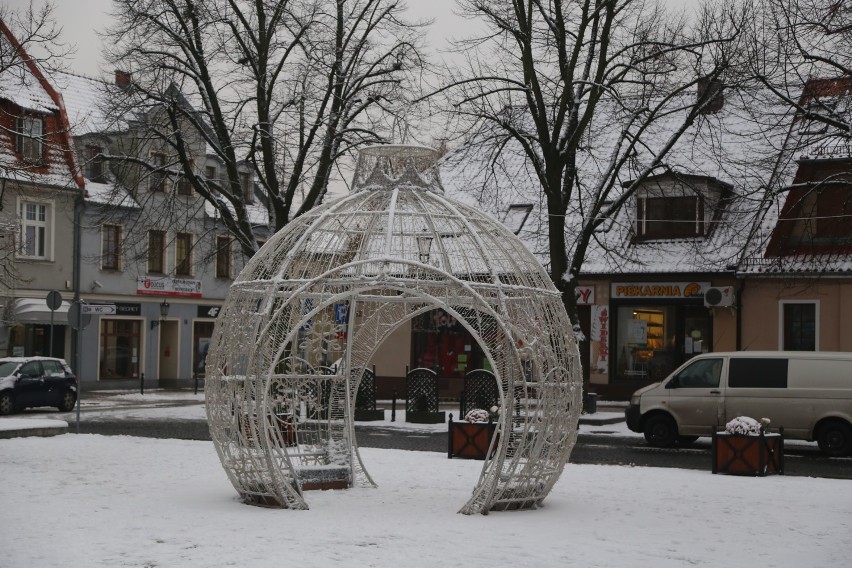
[115,70,132,89]
[697,76,724,114]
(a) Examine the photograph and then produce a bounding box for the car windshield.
[0,361,20,377]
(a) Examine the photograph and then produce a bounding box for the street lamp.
[151,298,171,329]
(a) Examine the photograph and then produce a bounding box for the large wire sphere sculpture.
[205,144,582,514]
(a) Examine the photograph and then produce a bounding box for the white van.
[624,351,852,456]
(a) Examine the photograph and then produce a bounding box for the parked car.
[0,357,77,415]
[625,351,852,456]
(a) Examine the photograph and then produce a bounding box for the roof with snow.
[0,28,80,191]
[739,77,852,276]
[440,87,800,279]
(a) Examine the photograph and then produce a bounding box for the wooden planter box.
[448,420,498,460]
[297,466,351,491]
[712,431,784,476]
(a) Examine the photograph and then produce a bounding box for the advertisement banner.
[137,277,202,298]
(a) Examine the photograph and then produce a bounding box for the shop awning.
[13,298,71,325]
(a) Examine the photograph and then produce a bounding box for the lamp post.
[151,298,170,329]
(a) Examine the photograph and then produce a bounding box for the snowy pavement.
[2,430,850,567]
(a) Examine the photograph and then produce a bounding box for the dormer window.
[149,152,167,192]
[16,116,44,163]
[636,196,704,240]
[240,171,254,204]
[766,160,852,255]
[85,145,106,182]
[502,204,533,234]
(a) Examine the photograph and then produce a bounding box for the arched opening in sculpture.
[205,145,582,514]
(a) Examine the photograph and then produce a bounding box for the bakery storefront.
[595,281,713,395]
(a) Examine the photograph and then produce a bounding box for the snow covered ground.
[1,391,849,567]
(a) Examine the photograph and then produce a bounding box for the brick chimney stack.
[115,70,132,89]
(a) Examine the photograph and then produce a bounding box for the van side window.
[674,358,722,388]
[729,358,788,388]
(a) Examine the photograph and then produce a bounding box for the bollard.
[140,372,145,395]
[391,389,397,422]
[194,373,200,395]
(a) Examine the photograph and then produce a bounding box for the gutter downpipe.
[736,277,744,351]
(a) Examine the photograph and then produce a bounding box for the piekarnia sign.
[137,277,203,298]
[611,281,710,299]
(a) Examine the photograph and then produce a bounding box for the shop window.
[148,230,165,274]
[194,321,215,376]
[99,319,141,379]
[19,201,51,259]
[781,302,817,351]
[614,304,712,382]
[637,196,704,240]
[410,309,484,379]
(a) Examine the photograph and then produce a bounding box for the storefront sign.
[137,277,203,298]
[575,286,595,305]
[611,281,710,299]
[115,303,141,316]
[197,305,221,318]
[590,305,609,374]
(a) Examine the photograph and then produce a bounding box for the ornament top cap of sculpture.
[352,144,444,194]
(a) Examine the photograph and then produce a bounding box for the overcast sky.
[6,0,700,78]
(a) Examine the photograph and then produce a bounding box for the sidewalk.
[0,388,627,438]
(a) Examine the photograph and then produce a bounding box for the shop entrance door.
[158,320,179,380]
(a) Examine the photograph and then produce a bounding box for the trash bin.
[583,392,598,414]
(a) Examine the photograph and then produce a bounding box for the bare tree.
[101,0,426,258]
[0,1,70,75]
[749,0,852,134]
[432,0,751,326]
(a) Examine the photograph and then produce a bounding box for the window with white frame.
[19,201,50,259]
[637,196,704,240]
[102,224,121,270]
[16,116,44,163]
[780,301,818,351]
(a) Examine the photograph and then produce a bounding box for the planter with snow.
[712,416,784,476]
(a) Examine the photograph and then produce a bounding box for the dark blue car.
[0,357,77,415]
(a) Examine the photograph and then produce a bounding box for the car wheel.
[0,392,14,415]
[678,435,699,445]
[817,421,852,457]
[58,390,77,412]
[643,413,678,447]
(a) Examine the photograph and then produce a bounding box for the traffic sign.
[68,300,92,331]
[82,304,117,315]
[46,290,62,311]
